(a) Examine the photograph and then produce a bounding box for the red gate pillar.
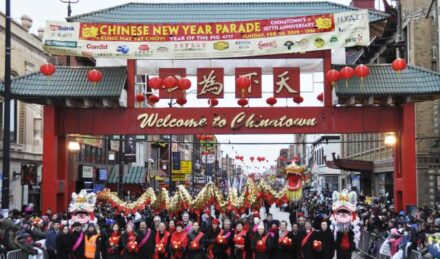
[42,106,69,212]
[394,103,417,212]
[127,59,136,108]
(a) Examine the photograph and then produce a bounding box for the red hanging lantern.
[40,63,56,76]
[87,69,103,83]
[392,58,407,72]
[236,76,251,90]
[235,155,240,160]
[177,77,191,90]
[317,93,324,102]
[208,98,219,107]
[354,64,369,78]
[340,66,354,80]
[237,98,248,107]
[198,135,206,141]
[163,76,177,89]
[148,77,163,89]
[326,69,340,85]
[136,94,146,102]
[293,96,304,104]
[250,156,255,162]
[176,97,187,106]
[148,95,159,104]
[266,97,277,106]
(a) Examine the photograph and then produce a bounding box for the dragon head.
[69,190,97,224]
[285,163,305,201]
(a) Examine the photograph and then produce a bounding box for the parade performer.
[187,222,205,259]
[284,163,306,201]
[122,224,138,259]
[136,221,155,259]
[316,221,335,259]
[107,223,122,259]
[233,222,248,259]
[84,224,101,259]
[298,221,319,259]
[329,190,359,259]
[69,190,97,225]
[154,222,170,259]
[276,220,295,259]
[170,222,188,259]
[182,212,193,233]
[252,224,272,259]
[70,222,85,259]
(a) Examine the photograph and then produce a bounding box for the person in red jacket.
[170,222,188,259]
[154,222,170,259]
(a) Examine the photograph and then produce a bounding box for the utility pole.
[117,135,124,197]
[2,0,11,213]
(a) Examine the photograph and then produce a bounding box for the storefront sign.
[173,161,192,174]
[43,10,369,59]
[82,166,94,179]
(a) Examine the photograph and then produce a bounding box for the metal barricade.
[0,253,6,259]
[358,231,390,258]
[5,250,27,259]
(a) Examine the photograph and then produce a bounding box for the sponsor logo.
[314,38,325,48]
[138,44,150,51]
[213,41,229,50]
[258,40,277,49]
[49,25,75,31]
[330,36,338,43]
[44,40,77,48]
[345,34,363,44]
[298,39,309,49]
[338,25,368,32]
[336,13,368,23]
[86,44,108,50]
[174,42,206,51]
[116,45,130,54]
[284,41,295,50]
[156,46,169,53]
[235,41,251,49]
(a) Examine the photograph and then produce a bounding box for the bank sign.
[43,10,369,59]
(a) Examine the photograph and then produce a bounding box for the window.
[1,71,19,143]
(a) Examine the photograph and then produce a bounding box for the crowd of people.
[1,190,440,259]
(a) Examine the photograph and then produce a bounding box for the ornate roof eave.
[324,153,374,172]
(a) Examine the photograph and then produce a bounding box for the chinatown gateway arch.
[4,2,440,212]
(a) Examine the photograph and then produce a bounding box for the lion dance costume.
[330,189,360,247]
[69,189,97,225]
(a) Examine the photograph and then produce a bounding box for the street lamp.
[67,141,80,152]
[60,0,79,17]
[384,132,397,147]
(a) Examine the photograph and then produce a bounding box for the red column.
[323,50,332,107]
[42,106,69,213]
[394,103,417,212]
[127,59,136,108]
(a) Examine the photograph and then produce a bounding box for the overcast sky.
[2,0,372,174]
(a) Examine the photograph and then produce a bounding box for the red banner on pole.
[159,68,186,99]
[235,67,262,98]
[273,67,300,98]
[197,68,224,99]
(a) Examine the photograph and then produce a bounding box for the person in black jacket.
[335,229,355,259]
[136,221,155,259]
[298,221,319,259]
[70,222,85,259]
[316,221,335,259]
[276,220,296,259]
[56,225,70,259]
[252,224,273,259]
[187,222,206,259]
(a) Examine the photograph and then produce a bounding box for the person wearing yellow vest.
[84,224,101,259]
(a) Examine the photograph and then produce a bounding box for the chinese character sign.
[273,67,300,98]
[235,67,262,98]
[159,68,186,99]
[197,68,224,98]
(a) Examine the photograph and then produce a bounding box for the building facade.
[0,13,47,210]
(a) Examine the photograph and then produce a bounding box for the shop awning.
[108,166,146,184]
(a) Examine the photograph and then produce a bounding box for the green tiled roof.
[67,2,388,23]
[0,66,126,99]
[334,64,440,96]
[108,166,146,184]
